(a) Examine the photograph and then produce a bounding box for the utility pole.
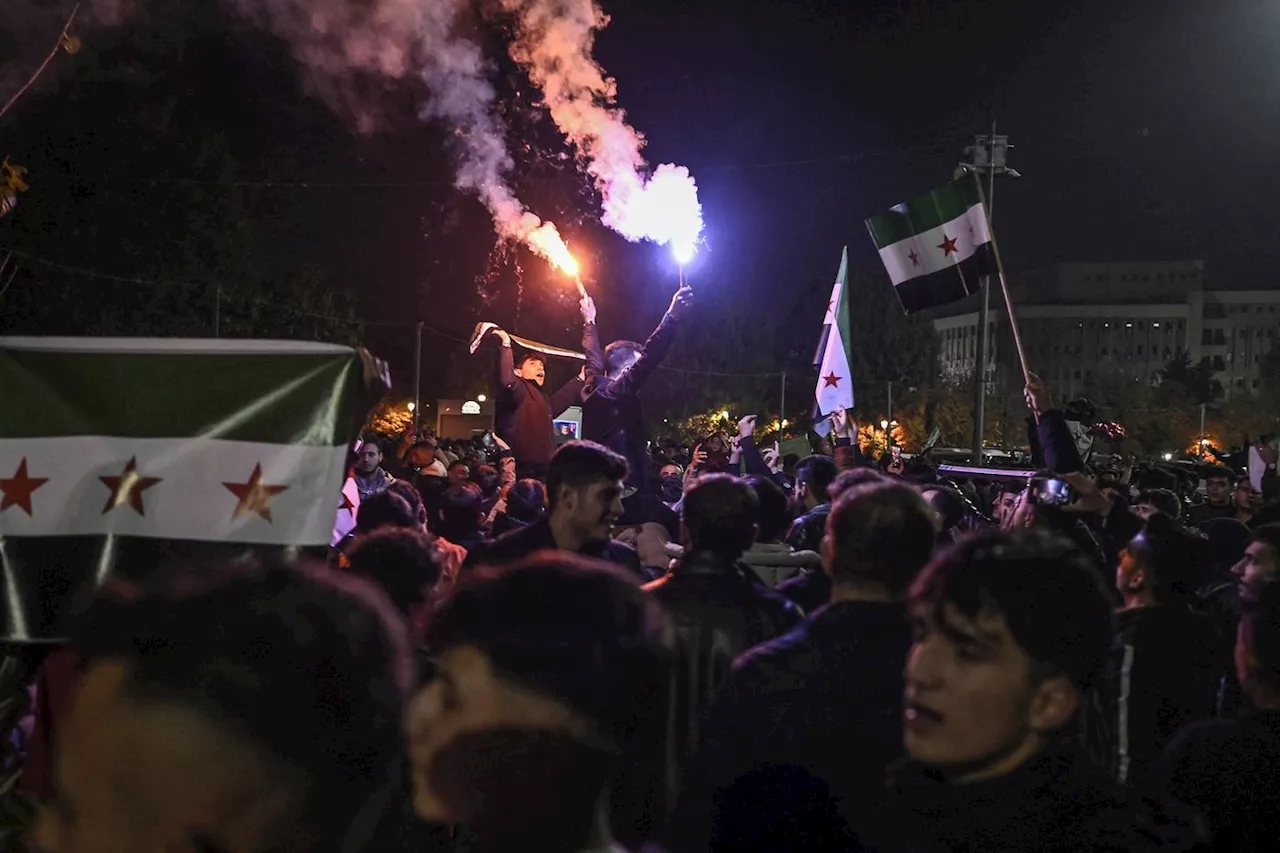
[779,371,786,434]
[413,321,423,434]
[213,284,221,338]
[957,124,1019,462]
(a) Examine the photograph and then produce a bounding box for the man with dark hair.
[738,474,822,587]
[490,478,548,537]
[33,558,411,853]
[356,487,419,535]
[1136,487,1183,520]
[1187,466,1237,527]
[785,454,839,553]
[464,441,641,578]
[1160,578,1280,850]
[580,286,693,490]
[445,459,470,486]
[644,475,802,794]
[346,528,445,628]
[1234,522,1280,592]
[471,463,502,519]
[386,479,428,529]
[409,553,674,851]
[887,529,1200,850]
[1089,514,1221,786]
[674,482,935,850]
[354,436,396,500]
[435,482,486,552]
[486,299,590,479]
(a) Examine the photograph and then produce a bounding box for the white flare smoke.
[229,0,576,273]
[498,0,704,260]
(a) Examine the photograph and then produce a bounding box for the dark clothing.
[1186,501,1237,528]
[618,491,680,543]
[1026,409,1085,474]
[354,467,395,500]
[673,601,911,851]
[775,568,832,615]
[785,502,831,555]
[488,511,533,539]
[884,744,1205,852]
[1085,605,1223,787]
[1159,709,1280,851]
[493,344,583,477]
[581,315,682,490]
[462,518,643,581]
[643,552,803,794]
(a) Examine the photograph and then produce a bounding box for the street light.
[720,410,730,420]
[477,394,487,403]
[880,419,889,430]
[406,402,416,412]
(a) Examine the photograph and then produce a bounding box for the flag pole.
[970,171,1033,388]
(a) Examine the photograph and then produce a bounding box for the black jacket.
[884,743,1205,852]
[581,314,682,490]
[462,518,644,581]
[785,502,831,555]
[1159,709,1280,851]
[1085,604,1222,787]
[493,344,583,476]
[643,551,803,791]
[671,601,911,851]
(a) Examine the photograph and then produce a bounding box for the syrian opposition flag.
[0,338,383,641]
[865,174,995,314]
[813,247,855,419]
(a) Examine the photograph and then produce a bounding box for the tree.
[1159,353,1220,405]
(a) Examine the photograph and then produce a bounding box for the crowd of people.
[17,296,1280,852]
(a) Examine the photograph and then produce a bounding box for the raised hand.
[668,286,694,319]
[738,414,757,439]
[580,293,597,325]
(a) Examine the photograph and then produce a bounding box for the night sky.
[4,0,1280,396]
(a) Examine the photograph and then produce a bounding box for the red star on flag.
[1,459,49,516]
[823,372,842,388]
[339,490,354,511]
[937,234,959,256]
[224,464,289,522]
[908,248,921,267]
[100,457,162,515]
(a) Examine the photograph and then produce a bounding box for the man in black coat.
[463,441,644,581]
[670,481,936,851]
[580,286,693,491]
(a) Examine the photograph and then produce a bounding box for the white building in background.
[932,261,1280,400]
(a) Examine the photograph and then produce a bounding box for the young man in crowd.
[409,554,674,852]
[784,455,840,554]
[579,286,693,491]
[1159,578,1280,850]
[1234,523,1280,592]
[673,481,936,851]
[354,436,396,500]
[463,441,642,579]
[33,558,411,853]
[487,297,592,480]
[644,475,802,796]
[885,529,1203,850]
[1187,467,1237,527]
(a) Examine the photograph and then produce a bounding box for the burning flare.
[496,0,704,256]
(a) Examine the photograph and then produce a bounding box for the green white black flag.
[865,174,995,314]
[0,338,380,641]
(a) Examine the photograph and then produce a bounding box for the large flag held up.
[865,174,995,314]
[0,338,385,641]
[813,247,854,418]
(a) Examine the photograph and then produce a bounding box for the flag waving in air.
[814,247,854,418]
[865,174,994,314]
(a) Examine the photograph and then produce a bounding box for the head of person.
[602,340,643,380]
[1237,578,1280,708]
[547,441,629,543]
[1136,467,1179,493]
[515,353,546,387]
[681,474,759,561]
[904,529,1113,782]
[505,478,548,524]
[1236,481,1261,513]
[824,482,935,598]
[793,455,838,511]
[1205,467,1235,505]
[743,474,791,544]
[411,554,673,846]
[405,438,439,472]
[990,485,1022,528]
[1117,513,1209,606]
[386,479,427,529]
[1234,523,1280,593]
[436,482,486,544]
[657,463,684,503]
[919,485,966,533]
[356,438,384,476]
[447,460,471,486]
[346,527,446,632]
[1135,487,1181,520]
[38,558,410,853]
[356,488,418,535]
[827,467,885,503]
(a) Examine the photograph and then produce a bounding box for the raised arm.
[613,286,693,395]
[493,329,524,399]
[581,294,605,382]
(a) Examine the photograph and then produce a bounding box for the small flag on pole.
[814,247,854,419]
[865,174,995,314]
